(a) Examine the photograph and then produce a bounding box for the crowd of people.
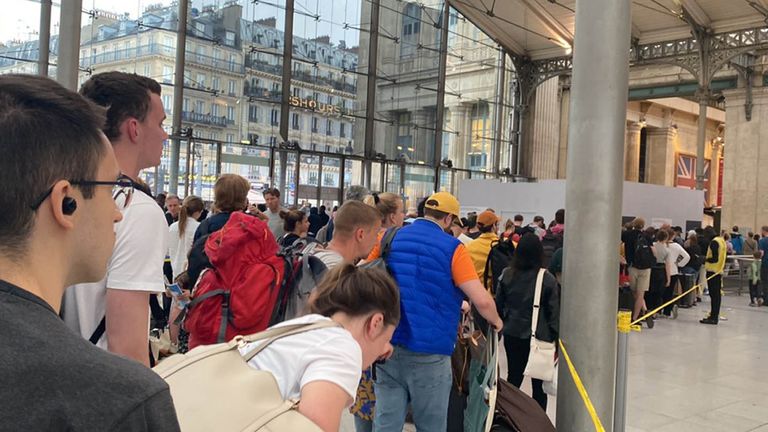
[619,218,766,327]
[3,70,756,431]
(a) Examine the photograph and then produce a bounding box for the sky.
[1,0,169,43]
[2,0,363,47]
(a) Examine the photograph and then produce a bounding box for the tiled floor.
[343,291,768,431]
[625,292,768,432]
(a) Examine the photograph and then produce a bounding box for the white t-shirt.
[666,242,690,277]
[168,218,200,279]
[458,233,473,246]
[266,207,286,240]
[313,249,345,269]
[240,314,363,404]
[63,190,169,348]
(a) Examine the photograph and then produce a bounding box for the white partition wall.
[458,179,704,228]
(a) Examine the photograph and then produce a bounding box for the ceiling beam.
[672,0,711,28]
[521,0,574,47]
[750,0,768,16]
[449,0,528,56]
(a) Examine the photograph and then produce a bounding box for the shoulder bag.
[154,321,339,432]
[523,269,557,383]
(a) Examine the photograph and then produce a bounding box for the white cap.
[688,230,697,237]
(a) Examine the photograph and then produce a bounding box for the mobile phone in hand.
[166,282,190,309]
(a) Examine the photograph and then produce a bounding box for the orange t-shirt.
[366,231,478,286]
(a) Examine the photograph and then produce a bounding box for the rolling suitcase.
[678,272,696,308]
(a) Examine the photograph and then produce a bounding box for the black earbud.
[62,197,77,215]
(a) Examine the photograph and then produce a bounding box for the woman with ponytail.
[168,195,205,279]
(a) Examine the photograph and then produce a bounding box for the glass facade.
[0,0,517,207]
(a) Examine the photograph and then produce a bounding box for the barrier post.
[614,310,632,432]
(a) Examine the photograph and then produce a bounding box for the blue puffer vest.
[386,219,464,355]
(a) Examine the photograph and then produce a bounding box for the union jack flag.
[676,154,710,202]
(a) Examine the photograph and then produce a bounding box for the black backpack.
[684,245,703,270]
[633,236,655,270]
[484,238,516,295]
[540,231,563,268]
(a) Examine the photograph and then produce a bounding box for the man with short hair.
[165,194,181,225]
[622,217,652,324]
[0,74,179,429]
[63,72,169,366]
[371,192,502,432]
[313,201,381,268]
[263,187,286,239]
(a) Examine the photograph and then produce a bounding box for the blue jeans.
[373,346,452,432]
[353,416,373,432]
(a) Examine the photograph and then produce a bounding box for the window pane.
[374,0,445,165]
[288,0,368,159]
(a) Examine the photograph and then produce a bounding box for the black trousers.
[761,266,768,300]
[645,265,667,313]
[503,336,547,411]
[662,274,681,315]
[708,271,722,322]
[750,281,761,302]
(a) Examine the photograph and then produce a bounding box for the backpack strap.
[218,291,231,343]
[241,320,341,362]
[530,269,547,339]
[380,227,400,260]
[89,316,106,344]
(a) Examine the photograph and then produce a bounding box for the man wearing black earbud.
[62,72,170,367]
[0,75,180,430]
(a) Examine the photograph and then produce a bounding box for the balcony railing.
[182,111,228,127]
[246,58,283,75]
[80,44,244,73]
[243,83,282,102]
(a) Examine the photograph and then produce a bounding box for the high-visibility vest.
[705,236,727,273]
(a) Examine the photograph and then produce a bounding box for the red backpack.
[184,212,284,349]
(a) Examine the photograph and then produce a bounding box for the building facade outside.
[0,0,732,214]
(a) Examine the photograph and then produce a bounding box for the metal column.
[492,49,506,175]
[56,0,83,90]
[432,2,450,192]
[363,0,381,191]
[695,92,709,190]
[38,0,52,77]
[169,0,189,195]
[279,0,295,144]
[557,1,631,431]
[277,0,295,203]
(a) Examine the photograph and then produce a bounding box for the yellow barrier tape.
[558,339,606,432]
[630,271,722,326]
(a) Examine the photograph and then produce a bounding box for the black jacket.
[495,268,560,342]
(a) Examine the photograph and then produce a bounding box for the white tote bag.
[523,268,557,383]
